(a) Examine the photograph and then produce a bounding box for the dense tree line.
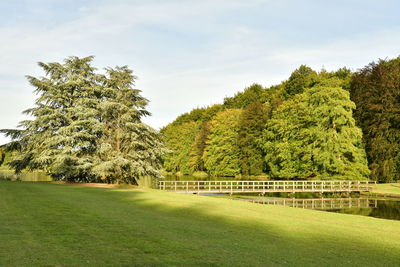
[350,58,400,182]
[162,57,400,181]
[1,56,166,184]
[4,56,397,183]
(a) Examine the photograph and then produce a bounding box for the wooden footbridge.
[159,180,376,194]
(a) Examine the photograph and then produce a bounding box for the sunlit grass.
[372,183,400,196]
[1,181,399,266]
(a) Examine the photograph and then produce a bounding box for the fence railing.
[247,197,377,210]
[158,180,376,194]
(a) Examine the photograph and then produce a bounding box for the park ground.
[0,181,400,266]
[368,183,400,197]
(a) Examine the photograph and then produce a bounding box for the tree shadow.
[2,181,400,266]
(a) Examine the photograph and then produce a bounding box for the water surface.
[0,171,51,182]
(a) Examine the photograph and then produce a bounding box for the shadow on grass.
[1,181,400,266]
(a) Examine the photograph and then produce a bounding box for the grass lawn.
[1,181,400,266]
[371,183,400,196]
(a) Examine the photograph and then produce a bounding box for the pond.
[206,194,400,221]
[163,175,400,220]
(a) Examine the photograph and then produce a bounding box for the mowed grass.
[372,183,400,196]
[1,182,400,266]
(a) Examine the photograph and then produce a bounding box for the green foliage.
[224,83,268,109]
[203,109,242,176]
[0,148,4,166]
[283,66,352,99]
[171,104,224,126]
[161,63,369,179]
[162,121,201,175]
[1,56,165,184]
[189,121,210,172]
[333,67,352,91]
[92,66,166,184]
[283,65,318,98]
[262,78,370,180]
[238,102,269,176]
[350,57,400,182]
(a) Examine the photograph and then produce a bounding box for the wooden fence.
[158,180,376,194]
[246,197,377,210]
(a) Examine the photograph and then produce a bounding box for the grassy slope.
[0,182,399,266]
[371,183,400,196]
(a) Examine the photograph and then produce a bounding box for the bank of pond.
[1,171,399,221]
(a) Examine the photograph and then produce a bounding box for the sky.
[0,0,399,145]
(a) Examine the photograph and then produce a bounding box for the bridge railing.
[248,197,378,210]
[158,180,376,193]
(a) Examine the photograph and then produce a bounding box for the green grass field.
[1,181,400,266]
[371,183,400,196]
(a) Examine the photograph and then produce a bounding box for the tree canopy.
[161,62,384,180]
[350,57,400,182]
[203,109,242,176]
[161,121,201,175]
[1,56,165,184]
[238,101,269,176]
[262,78,370,179]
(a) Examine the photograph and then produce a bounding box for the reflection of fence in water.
[250,198,378,210]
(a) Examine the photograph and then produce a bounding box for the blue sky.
[1,0,399,144]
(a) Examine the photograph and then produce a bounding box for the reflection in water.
[0,171,51,182]
[233,196,400,221]
[332,200,400,221]
[246,197,377,210]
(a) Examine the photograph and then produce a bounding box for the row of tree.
[162,57,400,182]
[1,57,166,184]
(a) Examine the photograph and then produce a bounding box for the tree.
[2,56,102,180]
[1,56,165,184]
[203,109,242,176]
[92,66,166,184]
[0,147,5,166]
[350,57,400,182]
[189,121,210,172]
[161,121,201,175]
[283,65,318,98]
[223,83,267,109]
[238,102,269,176]
[262,78,370,180]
